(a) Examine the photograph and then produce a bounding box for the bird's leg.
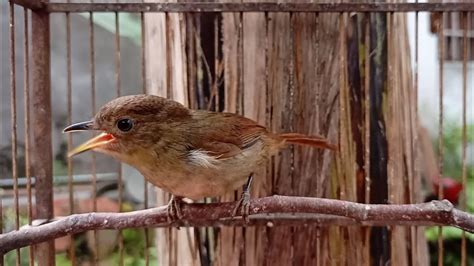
[232,173,254,222]
[167,195,184,222]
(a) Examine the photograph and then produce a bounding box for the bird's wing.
[186,111,267,160]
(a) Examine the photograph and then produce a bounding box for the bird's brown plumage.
[65,94,336,200]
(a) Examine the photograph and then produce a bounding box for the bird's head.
[64,94,190,162]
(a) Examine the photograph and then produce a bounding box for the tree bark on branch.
[0,195,472,254]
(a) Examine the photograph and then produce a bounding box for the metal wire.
[115,10,125,266]
[140,10,150,266]
[387,11,393,204]
[35,2,474,13]
[460,11,469,266]
[65,7,77,265]
[88,10,99,265]
[237,11,243,116]
[22,6,34,266]
[9,2,21,265]
[165,12,172,99]
[213,15,219,111]
[364,13,371,207]
[364,12,372,266]
[437,11,445,266]
[412,7,420,266]
[338,12,346,201]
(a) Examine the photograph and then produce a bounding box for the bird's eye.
[116,118,133,132]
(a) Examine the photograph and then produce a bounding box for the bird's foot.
[232,173,254,222]
[232,190,251,222]
[167,195,184,224]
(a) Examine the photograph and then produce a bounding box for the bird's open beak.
[63,121,116,157]
[63,120,94,133]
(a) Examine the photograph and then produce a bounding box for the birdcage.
[1,1,473,265]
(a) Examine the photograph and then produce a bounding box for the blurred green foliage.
[427,122,473,265]
[436,122,474,181]
[5,228,158,265]
[4,248,30,266]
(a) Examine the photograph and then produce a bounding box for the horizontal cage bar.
[11,2,474,13]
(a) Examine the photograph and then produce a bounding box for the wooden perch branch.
[0,195,473,254]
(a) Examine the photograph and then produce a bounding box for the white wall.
[407,10,474,135]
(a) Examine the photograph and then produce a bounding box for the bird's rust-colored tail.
[278,133,337,151]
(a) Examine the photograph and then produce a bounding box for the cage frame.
[3,1,474,266]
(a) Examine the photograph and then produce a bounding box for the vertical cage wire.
[314,11,322,262]
[264,10,270,169]
[387,10,393,203]
[363,11,372,266]
[459,11,469,266]
[2,2,7,264]
[437,11,445,266]
[140,10,151,266]
[411,7,420,266]
[88,9,99,264]
[263,7,271,258]
[65,5,77,265]
[364,12,371,207]
[314,13,324,266]
[164,18,176,263]
[336,12,348,257]
[114,9,125,266]
[22,5,34,266]
[238,11,243,117]
[165,12,172,99]
[185,13,195,109]
[289,11,296,194]
[338,12,345,201]
[405,9,417,262]
[212,15,219,111]
[414,1,419,201]
[263,11,272,264]
[314,12,321,199]
[8,2,21,265]
[234,9,245,262]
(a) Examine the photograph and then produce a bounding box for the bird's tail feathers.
[278,133,337,151]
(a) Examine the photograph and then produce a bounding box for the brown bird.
[64,94,336,220]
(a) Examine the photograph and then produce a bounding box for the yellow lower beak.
[68,132,116,157]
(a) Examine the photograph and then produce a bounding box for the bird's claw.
[167,196,184,225]
[232,191,250,222]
